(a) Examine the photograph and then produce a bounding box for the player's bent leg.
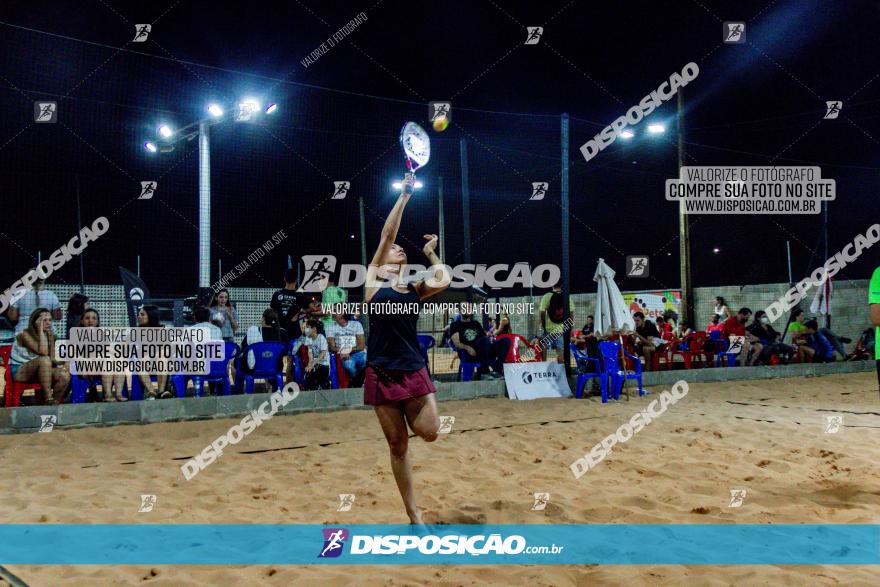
[404,393,440,442]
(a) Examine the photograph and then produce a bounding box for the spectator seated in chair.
[326,312,367,386]
[8,307,70,404]
[450,312,510,380]
[721,307,760,366]
[78,308,127,401]
[746,310,788,365]
[803,319,835,363]
[240,308,290,381]
[301,318,331,390]
[632,312,662,371]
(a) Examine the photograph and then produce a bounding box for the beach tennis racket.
[399,122,430,193]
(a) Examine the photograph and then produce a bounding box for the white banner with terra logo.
[503,361,572,400]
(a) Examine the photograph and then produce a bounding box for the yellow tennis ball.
[432,115,449,132]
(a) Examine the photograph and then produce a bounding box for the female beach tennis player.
[365,175,450,524]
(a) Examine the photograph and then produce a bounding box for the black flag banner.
[119,266,150,327]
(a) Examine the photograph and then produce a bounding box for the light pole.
[143,99,278,289]
[620,104,692,326]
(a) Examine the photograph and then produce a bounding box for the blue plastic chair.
[599,341,644,402]
[329,352,340,389]
[417,335,435,372]
[235,342,285,394]
[130,374,186,400]
[181,341,240,397]
[70,369,129,403]
[448,339,481,381]
[570,343,606,400]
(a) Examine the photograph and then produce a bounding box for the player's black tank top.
[366,283,425,371]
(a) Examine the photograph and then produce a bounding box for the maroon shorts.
[363,366,435,406]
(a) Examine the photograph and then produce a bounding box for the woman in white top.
[713,296,731,321]
[10,307,70,404]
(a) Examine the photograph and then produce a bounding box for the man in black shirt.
[633,311,661,370]
[450,313,510,379]
[270,269,307,340]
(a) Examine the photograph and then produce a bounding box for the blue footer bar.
[0,524,877,565]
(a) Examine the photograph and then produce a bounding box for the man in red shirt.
[721,307,761,366]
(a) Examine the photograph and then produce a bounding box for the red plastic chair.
[1,344,46,407]
[673,331,713,369]
[495,333,543,363]
[651,335,679,371]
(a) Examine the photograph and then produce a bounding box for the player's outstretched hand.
[422,234,438,257]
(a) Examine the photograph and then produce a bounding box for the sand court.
[0,371,878,585]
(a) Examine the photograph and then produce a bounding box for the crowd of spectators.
[0,274,874,405]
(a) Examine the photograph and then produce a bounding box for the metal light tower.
[144,99,278,288]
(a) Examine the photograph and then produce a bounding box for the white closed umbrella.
[593,258,634,336]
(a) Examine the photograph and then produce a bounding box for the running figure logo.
[723,22,745,43]
[824,414,843,434]
[525,27,543,45]
[299,255,337,292]
[824,101,842,119]
[727,335,745,354]
[38,415,56,433]
[429,101,452,124]
[728,489,747,508]
[139,181,157,200]
[133,24,152,42]
[438,416,455,434]
[138,494,157,512]
[626,255,649,278]
[531,492,550,511]
[332,181,350,200]
[337,494,355,512]
[34,101,57,123]
[318,528,349,558]
[530,182,548,200]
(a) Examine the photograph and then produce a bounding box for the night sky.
[1,0,878,301]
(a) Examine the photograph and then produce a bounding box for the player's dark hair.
[263,308,281,341]
[805,319,819,330]
[633,312,645,320]
[284,268,297,285]
[738,307,752,316]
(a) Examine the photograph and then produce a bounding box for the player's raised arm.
[366,176,413,303]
